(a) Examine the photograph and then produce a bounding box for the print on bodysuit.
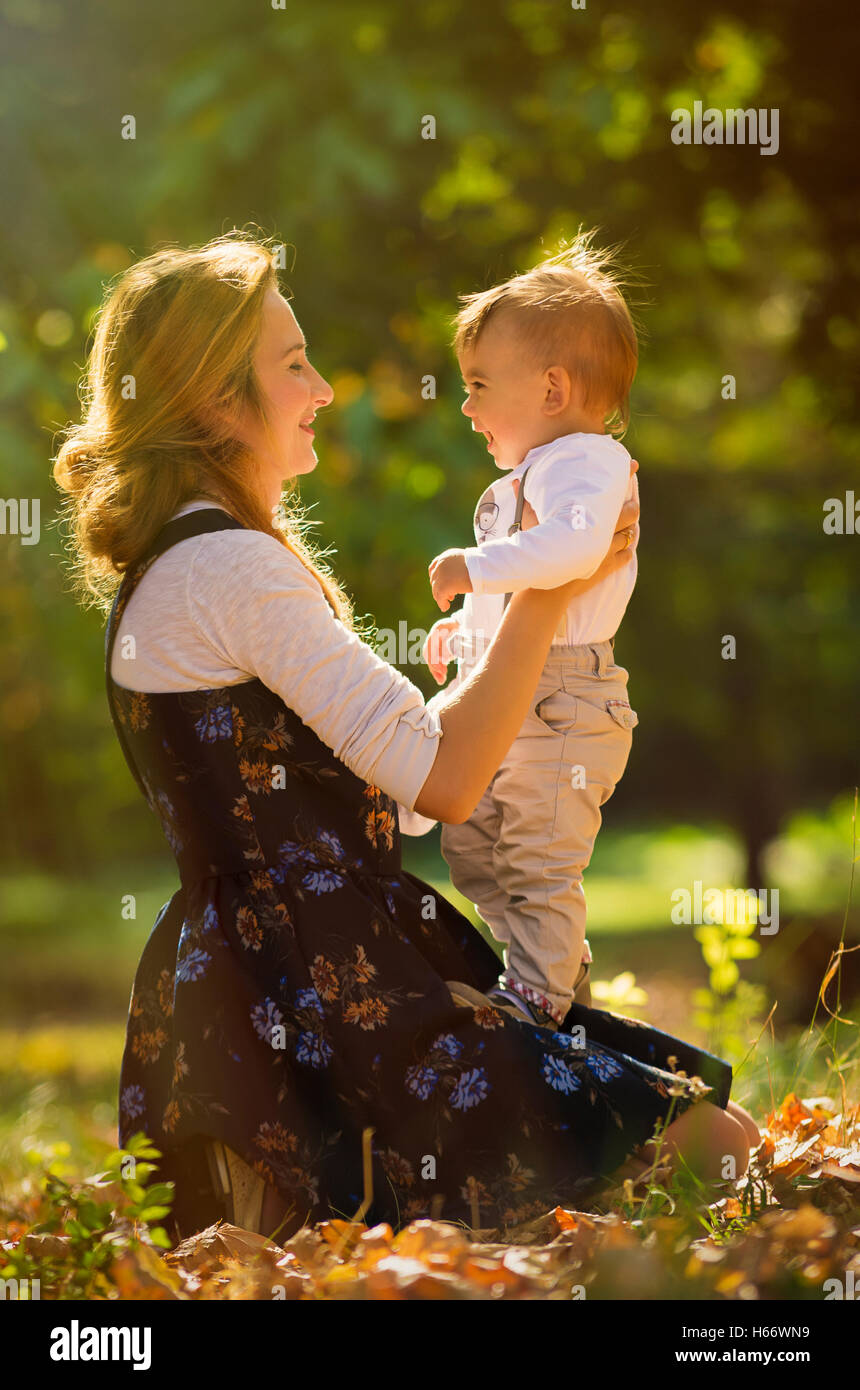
[474,492,500,541]
[475,468,525,546]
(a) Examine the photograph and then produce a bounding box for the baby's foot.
[485,983,559,1031]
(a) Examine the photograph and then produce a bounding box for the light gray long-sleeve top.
[109,500,443,812]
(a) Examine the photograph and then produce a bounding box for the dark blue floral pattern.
[195,702,233,743]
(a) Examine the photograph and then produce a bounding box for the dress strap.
[104,508,247,804]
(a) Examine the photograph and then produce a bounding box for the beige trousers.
[440,641,637,1021]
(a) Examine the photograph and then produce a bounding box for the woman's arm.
[413,476,639,824]
[181,470,636,823]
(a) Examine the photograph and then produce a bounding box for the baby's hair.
[452,228,640,435]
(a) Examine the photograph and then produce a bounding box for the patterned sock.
[499,974,567,1027]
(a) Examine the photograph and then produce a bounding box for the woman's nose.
[315,373,335,407]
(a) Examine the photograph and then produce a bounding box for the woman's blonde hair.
[452,228,639,435]
[52,229,354,626]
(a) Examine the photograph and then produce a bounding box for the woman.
[54,232,757,1241]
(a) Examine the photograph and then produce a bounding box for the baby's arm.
[424,612,462,684]
[464,448,631,597]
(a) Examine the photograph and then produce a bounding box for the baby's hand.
[429,548,473,612]
[423,616,460,685]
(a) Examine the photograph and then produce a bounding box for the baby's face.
[458,317,555,470]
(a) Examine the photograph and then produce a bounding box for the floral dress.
[110,508,732,1235]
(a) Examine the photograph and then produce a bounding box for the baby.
[399,233,640,1032]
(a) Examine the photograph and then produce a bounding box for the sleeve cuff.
[463,548,484,595]
[397,803,439,835]
[372,700,443,812]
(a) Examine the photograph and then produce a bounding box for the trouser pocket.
[605,698,638,731]
[533,688,578,735]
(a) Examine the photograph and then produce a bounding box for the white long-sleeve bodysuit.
[398,431,637,835]
[460,431,637,664]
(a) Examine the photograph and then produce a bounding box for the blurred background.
[0,0,857,1169]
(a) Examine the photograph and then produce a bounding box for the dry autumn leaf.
[165,1221,285,1277]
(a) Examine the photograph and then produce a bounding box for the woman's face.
[239,288,334,508]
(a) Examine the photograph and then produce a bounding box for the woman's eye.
[290,362,305,372]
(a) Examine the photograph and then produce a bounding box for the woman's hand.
[510,474,539,530]
[548,458,640,606]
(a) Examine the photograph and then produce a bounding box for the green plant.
[0,1131,174,1299]
[786,789,859,1104]
[692,911,768,1064]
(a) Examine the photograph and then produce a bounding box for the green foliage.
[0,1132,174,1299]
[692,915,768,1063]
[0,0,857,879]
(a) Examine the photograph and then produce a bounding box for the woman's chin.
[282,452,318,481]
